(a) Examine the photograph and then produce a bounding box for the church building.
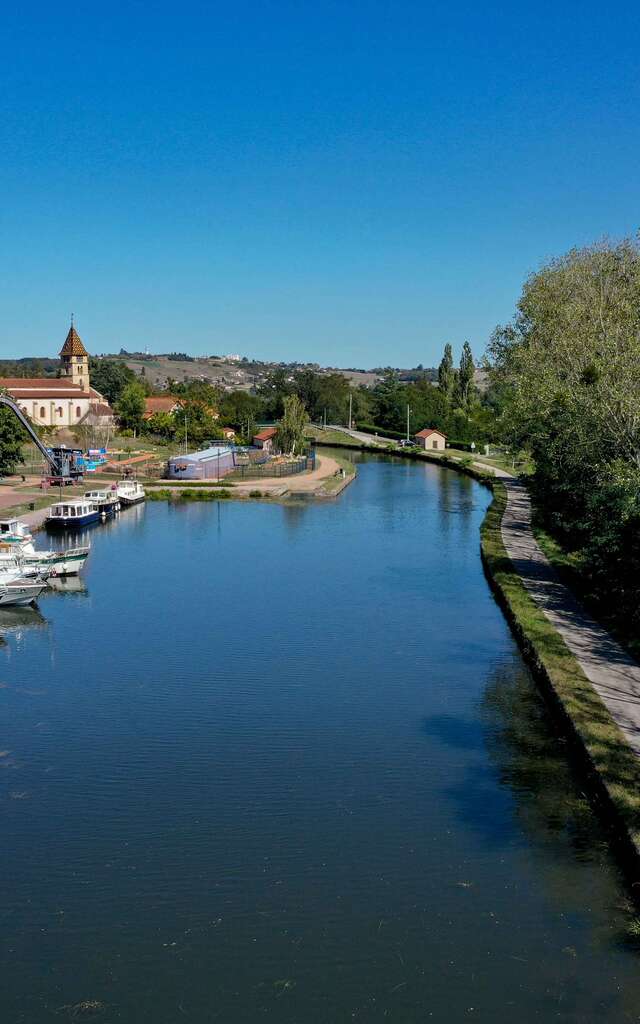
[0,323,114,429]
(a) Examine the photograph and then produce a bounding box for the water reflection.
[46,576,88,598]
[426,657,640,955]
[0,606,48,647]
[0,605,47,635]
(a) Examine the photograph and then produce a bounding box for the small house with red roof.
[414,428,447,451]
[143,395,180,421]
[253,426,277,452]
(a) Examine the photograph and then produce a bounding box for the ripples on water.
[2,454,640,1023]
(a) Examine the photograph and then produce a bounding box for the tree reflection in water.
[481,658,640,952]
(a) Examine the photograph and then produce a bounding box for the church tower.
[59,320,90,393]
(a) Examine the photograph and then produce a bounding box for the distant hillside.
[0,357,60,378]
[93,351,437,391]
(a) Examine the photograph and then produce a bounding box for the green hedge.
[357,423,407,440]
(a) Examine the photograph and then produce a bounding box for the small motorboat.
[116,479,146,506]
[0,518,90,576]
[84,489,121,519]
[0,575,48,606]
[46,499,101,530]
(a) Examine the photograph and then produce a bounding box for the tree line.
[488,236,640,649]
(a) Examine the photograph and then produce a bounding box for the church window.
[76,406,81,417]
[57,406,63,417]
[40,407,45,418]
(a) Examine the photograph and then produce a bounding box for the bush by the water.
[147,488,233,501]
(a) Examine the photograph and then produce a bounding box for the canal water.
[2,454,640,1022]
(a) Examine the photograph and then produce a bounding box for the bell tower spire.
[59,319,90,392]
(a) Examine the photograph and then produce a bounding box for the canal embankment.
[313,433,640,869]
[480,470,640,871]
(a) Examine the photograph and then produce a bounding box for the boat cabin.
[0,519,31,543]
[49,500,97,520]
[84,490,116,502]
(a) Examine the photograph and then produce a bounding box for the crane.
[0,393,84,484]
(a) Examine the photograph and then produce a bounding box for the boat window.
[69,508,76,517]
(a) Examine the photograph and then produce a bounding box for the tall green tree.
[455,342,476,411]
[488,236,640,645]
[437,343,455,401]
[275,394,309,455]
[172,400,222,446]
[0,399,28,475]
[89,359,137,405]
[116,382,146,433]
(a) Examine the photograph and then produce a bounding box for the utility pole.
[184,410,188,455]
[406,404,410,442]
[323,407,327,429]
[348,392,353,431]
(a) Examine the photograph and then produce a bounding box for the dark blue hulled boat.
[46,498,101,530]
[84,489,121,520]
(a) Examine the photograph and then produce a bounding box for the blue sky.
[1,1,638,367]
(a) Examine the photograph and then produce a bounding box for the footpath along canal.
[3,452,640,1023]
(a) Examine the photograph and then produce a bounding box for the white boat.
[47,498,101,530]
[0,576,48,606]
[83,489,121,519]
[0,518,90,576]
[116,479,146,505]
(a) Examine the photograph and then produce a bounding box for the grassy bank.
[146,488,234,501]
[305,426,362,447]
[318,451,357,495]
[481,481,640,867]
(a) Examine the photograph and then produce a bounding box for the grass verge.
[318,452,357,494]
[481,480,640,866]
[306,426,362,447]
[146,488,233,501]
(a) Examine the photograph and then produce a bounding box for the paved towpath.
[486,466,640,757]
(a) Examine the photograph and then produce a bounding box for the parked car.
[398,439,416,448]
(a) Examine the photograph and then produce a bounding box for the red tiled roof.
[143,395,179,419]
[5,389,89,399]
[0,377,83,390]
[414,428,447,438]
[60,325,88,357]
[254,427,277,441]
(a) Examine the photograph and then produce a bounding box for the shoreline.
[7,442,640,875]
[316,437,640,877]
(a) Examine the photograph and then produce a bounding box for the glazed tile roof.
[59,325,89,358]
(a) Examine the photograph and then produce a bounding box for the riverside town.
[3,5,640,1022]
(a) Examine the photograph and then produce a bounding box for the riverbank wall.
[480,479,640,876]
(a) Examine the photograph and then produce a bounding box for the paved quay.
[487,466,640,758]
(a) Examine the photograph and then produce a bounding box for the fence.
[227,453,315,481]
